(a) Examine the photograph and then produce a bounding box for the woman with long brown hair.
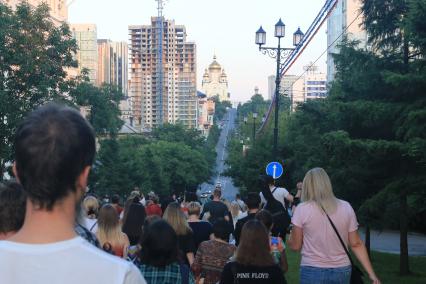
[220,220,285,284]
[163,202,196,265]
[97,204,130,259]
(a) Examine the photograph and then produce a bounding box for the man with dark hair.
[0,181,26,240]
[0,104,146,284]
[200,187,229,224]
[233,192,261,246]
[112,194,123,215]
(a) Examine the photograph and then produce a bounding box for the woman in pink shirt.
[287,168,380,284]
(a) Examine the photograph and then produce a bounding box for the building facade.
[2,0,68,23]
[327,0,367,83]
[97,39,128,95]
[267,75,275,100]
[202,55,229,102]
[129,18,197,130]
[289,64,326,110]
[197,91,215,136]
[70,24,98,84]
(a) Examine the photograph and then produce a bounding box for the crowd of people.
[0,103,381,284]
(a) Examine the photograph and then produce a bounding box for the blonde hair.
[230,203,240,219]
[163,202,192,236]
[302,168,338,214]
[83,196,99,218]
[187,202,201,216]
[96,204,126,247]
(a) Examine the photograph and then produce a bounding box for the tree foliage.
[225,1,426,268]
[91,124,214,197]
[0,2,77,176]
[0,2,125,178]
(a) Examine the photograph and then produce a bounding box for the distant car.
[216,182,222,188]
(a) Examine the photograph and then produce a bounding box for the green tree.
[72,76,124,136]
[0,2,77,178]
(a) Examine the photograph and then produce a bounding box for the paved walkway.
[359,229,426,256]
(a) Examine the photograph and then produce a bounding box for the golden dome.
[208,55,222,71]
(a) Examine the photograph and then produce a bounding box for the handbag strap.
[321,206,354,265]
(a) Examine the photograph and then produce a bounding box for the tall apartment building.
[2,0,68,23]
[267,75,275,100]
[97,40,128,95]
[290,64,326,110]
[267,74,298,102]
[327,0,367,83]
[129,17,197,130]
[70,24,98,84]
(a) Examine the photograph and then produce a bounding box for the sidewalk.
[359,229,426,256]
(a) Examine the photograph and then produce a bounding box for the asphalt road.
[359,229,426,256]
[198,108,239,201]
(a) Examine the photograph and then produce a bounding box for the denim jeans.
[300,265,351,284]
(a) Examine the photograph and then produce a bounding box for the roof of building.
[208,55,222,71]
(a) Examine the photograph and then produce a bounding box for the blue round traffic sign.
[266,162,284,179]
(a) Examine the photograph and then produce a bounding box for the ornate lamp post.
[255,20,304,157]
[252,112,258,144]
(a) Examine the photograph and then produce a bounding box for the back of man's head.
[246,192,261,210]
[111,194,120,204]
[0,181,26,236]
[236,193,241,200]
[14,103,96,211]
[213,188,222,199]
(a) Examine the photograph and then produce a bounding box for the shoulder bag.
[321,207,364,284]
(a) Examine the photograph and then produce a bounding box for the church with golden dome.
[201,55,229,102]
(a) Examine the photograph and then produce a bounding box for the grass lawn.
[285,250,426,283]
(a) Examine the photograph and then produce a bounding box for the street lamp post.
[252,112,258,145]
[255,20,304,157]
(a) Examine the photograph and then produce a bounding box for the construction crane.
[155,0,167,125]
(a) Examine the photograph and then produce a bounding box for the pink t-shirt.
[291,199,358,268]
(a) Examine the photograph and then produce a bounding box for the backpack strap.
[271,187,278,195]
[320,206,354,265]
[89,220,98,232]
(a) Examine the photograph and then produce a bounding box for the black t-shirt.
[220,262,286,284]
[202,201,229,224]
[177,231,196,264]
[189,221,213,249]
[233,213,256,246]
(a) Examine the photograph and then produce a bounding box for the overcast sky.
[69,0,328,102]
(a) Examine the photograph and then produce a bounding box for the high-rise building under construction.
[128,17,197,130]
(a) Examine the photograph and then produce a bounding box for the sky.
[69,0,328,102]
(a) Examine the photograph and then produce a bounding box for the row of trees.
[91,124,217,198]
[0,2,124,178]
[226,0,426,275]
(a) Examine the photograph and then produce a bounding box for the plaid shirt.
[139,262,195,284]
[74,223,101,248]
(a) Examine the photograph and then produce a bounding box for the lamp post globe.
[274,18,285,38]
[255,26,266,47]
[253,112,258,119]
[293,27,304,46]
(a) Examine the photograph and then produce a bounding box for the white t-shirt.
[260,186,290,208]
[0,237,146,284]
[82,217,98,233]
